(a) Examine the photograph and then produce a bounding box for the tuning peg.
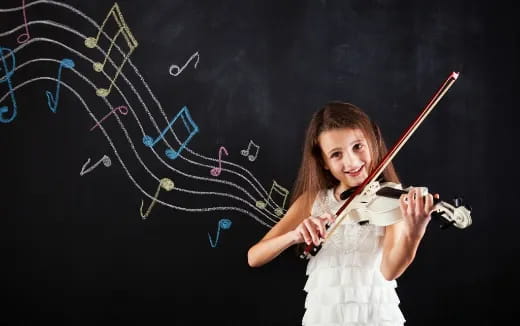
[464,204,473,212]
[452,197,464,207]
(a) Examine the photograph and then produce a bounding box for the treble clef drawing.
[0,47,18,124]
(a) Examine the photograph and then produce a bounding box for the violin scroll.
[431,196,472,229]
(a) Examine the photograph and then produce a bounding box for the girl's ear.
[318,155,329,170]
[323,162,330,170]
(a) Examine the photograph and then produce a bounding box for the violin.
[299,181,472,259]
[300,72,472,260]
[341,181,471,229]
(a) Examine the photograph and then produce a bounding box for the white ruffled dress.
[302,188,405,326]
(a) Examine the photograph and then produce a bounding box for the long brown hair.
[291,101,400,209]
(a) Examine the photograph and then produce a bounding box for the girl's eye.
[331,152,340,158]
[353,143,364,151]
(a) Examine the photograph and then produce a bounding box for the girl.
[247,101,436,325]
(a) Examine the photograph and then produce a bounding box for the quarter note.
[140,178,174,219]
[210,146,229,177]
[90,105,128,131]
[169,51,200,76]
[79,155,112,176]
[208,218,232,248]
[84,3,138,97]
[142,106,199,160]
[256,180,289,216]
[240,139,260,161]
[17,0,31,44]
[45,58,75,113]
[0,47,18,124]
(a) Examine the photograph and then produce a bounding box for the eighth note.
[142,106,199,160]
[208,218,232,248]
[140,178,174,219]
[240,139,260,161]
[17,0,31,44]
[90,105,128,131]
[169,51,200,76]
[210,146,229,177]
[45,58,75,113]
[80,155,111,176]
[256,180,289,217]
[84,3,138,97]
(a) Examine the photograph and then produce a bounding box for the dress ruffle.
[302,302,405,325]
[304,284,400,307]
[305,266,396,291]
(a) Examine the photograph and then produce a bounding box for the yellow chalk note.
[140,178,174,219]
[256,180,289,217]
[85,3,138,97]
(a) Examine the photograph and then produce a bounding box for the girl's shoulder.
[310,187,336,216]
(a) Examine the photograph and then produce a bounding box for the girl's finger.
[298,225,311,245]
[399,194,409,218]
[425,193,434,215]
[313,217,326,238]
[415,188,424,216]
[406,190,415,216]
[303,219,320,245]
[325,213,336,225]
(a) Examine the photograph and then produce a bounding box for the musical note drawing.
[208,218,232,248]
[256,180,289,217]
[169,51,200,76]
[240,139,260,161]
[45,58,75,113]
[84,3,138,97]
[210,146,229,177]
[142,106,199,160]
[17,0,31,44]
[90,105,128,131]
[79,155,112,176]
[140,178,174,219]
[0,47,18,124]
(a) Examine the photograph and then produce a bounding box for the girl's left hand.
[399,187,438,237]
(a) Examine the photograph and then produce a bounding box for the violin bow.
[302,71,460,257]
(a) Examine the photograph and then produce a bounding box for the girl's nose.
[342,153,361,169]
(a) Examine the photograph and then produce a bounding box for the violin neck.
[375,186,441,205]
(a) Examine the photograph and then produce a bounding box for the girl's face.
[318,127,372,191]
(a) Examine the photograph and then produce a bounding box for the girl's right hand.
[291,213,335,246]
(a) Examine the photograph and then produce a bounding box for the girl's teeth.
[347,166,362,174]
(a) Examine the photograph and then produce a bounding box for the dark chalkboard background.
[1,0,517,324]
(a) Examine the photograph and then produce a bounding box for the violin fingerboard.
[376,187,441,205]
[375,187,407,198]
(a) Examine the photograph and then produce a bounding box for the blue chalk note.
[208,218,232,248]
[45,58,75,113]
[142,106,199,160]
[0,47,18,124]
